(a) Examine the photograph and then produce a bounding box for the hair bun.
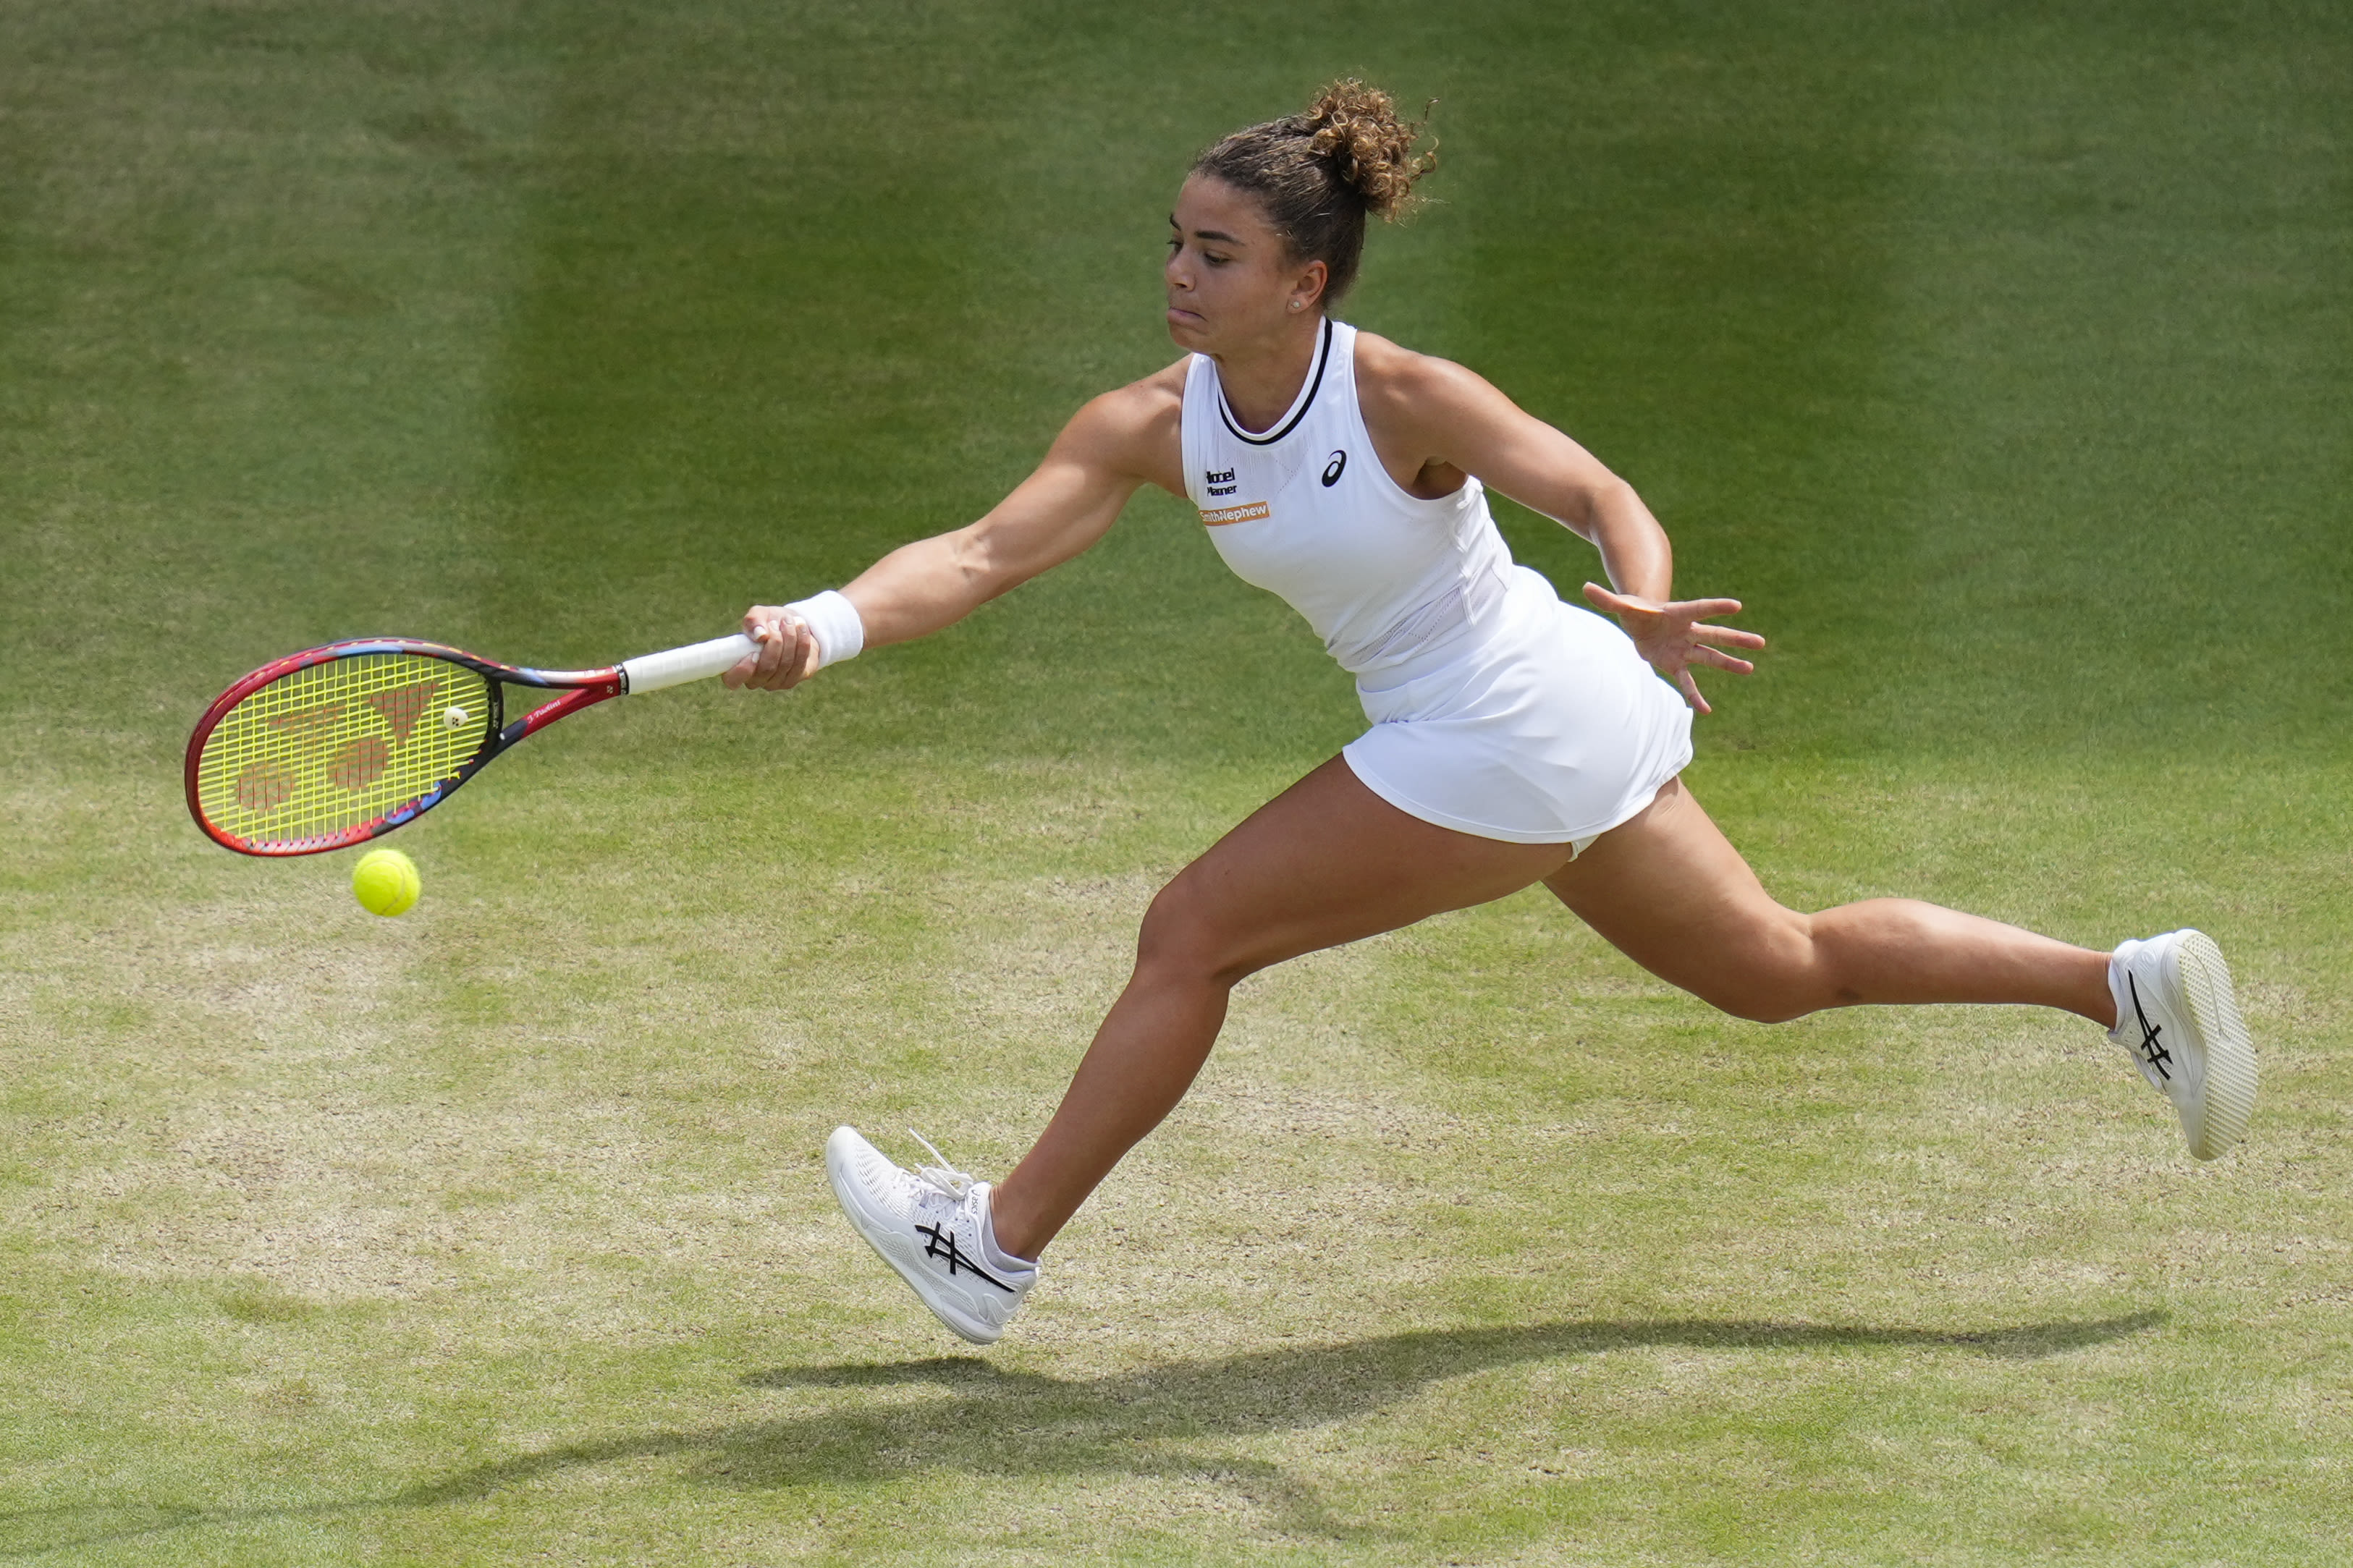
[1189,81,1438,307]
[1300,80,1436,221]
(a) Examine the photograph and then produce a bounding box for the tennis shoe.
[824,1126,1036,1344]
[2108,929,2257,1161]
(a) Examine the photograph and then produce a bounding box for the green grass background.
[4,1,2349,1562]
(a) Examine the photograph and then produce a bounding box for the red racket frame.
[185,637,622,857]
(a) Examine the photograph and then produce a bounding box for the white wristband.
[787,590,864,670]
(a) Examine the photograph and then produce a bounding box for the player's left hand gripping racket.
[185,632,757,856]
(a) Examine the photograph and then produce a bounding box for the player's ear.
[1288,258,1327,314]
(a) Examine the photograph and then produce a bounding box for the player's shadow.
[0,1310,2164,1556]
[393,1310,2164,1535]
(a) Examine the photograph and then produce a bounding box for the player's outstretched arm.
[725,372,1183,690]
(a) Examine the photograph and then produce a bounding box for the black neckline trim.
[1217,318,1332,446]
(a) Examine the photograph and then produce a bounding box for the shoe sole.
[2176,931,2257,1161]
[824,1129,1001,1345]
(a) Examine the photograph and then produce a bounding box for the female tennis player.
[725,82,2256,1344]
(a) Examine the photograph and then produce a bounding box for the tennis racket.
[185,631,759,856]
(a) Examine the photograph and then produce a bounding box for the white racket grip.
[620,632,759,694]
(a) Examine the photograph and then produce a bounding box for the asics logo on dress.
[916,1221,1018,1292]
[2126,975,2171,1080]
[1322,450,1347,486]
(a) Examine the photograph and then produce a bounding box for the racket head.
[185,638,602,857]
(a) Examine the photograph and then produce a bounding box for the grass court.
[3,1,2349,1561]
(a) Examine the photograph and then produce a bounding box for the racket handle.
[620,632,759,694]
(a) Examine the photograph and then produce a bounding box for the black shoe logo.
[916,1221,1017,1292]
[2126,974,2171,1081]
[1321,450,1347,486]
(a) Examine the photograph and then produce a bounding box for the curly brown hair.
[1191,80,1436,308]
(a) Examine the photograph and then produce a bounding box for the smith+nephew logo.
[1199,466,1267,525]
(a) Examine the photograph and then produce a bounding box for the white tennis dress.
[1180,318,1693,848]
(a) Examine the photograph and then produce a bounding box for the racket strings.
[195,654,493,849]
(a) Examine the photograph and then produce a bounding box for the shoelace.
[907,1129,977,1199]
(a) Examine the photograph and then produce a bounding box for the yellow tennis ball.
[351,847,421,918]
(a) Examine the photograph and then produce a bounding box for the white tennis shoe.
[2108,929,2257,1161]
[824,1126,1037,1344]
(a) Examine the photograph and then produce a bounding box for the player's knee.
[1707,986,1815,1025]
[1689,919,1828,1024]
[1133,878,1251,988]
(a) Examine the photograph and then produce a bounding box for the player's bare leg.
[1546,779,2249,1157]
[987,755,1571,1258]
[989,769,2129,1261]
[1544,778,2117,1025]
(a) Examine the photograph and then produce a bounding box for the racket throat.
[504,683,620,743]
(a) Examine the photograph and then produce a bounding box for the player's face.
[1165,174,1325,353]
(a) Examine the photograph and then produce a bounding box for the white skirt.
[1340,567,1694,849]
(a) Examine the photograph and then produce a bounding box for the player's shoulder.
[1055,358,1188,479]
[1353,331,1522,452]
[1351,329,1498,411]
[1074,358,1187,435]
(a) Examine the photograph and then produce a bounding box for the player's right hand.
[724,606,818,691]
